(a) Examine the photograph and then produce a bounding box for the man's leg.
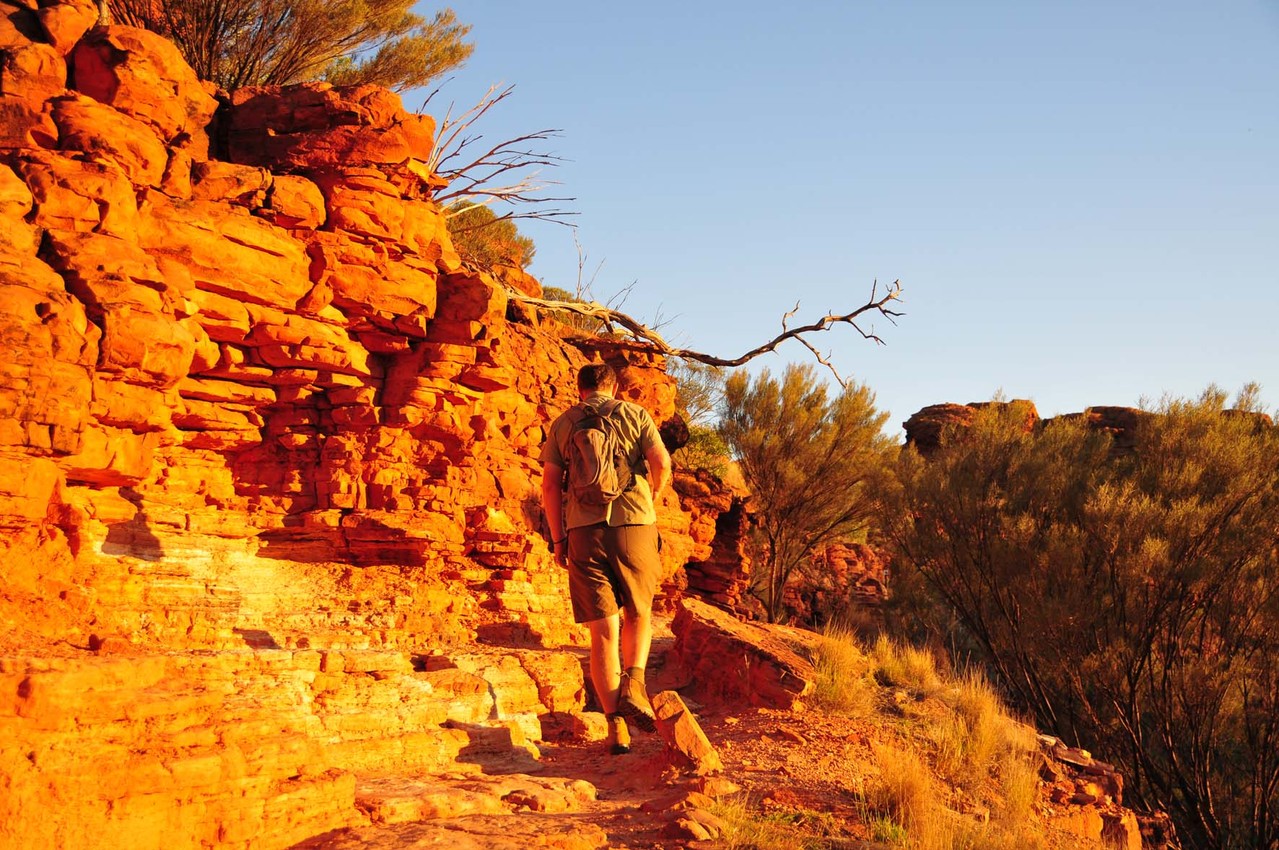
[586,613,632,754]
[586,613,622,714]
[620,606,653,673]
[609,524,661,731]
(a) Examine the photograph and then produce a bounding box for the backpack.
[567,398,634,507]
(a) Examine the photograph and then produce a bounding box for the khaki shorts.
[566,523,662,623]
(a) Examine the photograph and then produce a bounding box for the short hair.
[577,363,617,392]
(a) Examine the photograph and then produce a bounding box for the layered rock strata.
[0,7,735,846]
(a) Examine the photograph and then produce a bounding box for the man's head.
[577,363,617,398]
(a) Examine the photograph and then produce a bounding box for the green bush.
[446,202,535,270]
[110,0,471,92]
[886,389,1279,850]
[719,364,895,622]
[675,424,731,478]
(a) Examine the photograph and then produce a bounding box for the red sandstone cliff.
[0,7,733,846]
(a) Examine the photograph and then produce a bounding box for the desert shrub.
[887,388,1279,850]
[446,202,536,270]
[719,364,896,621]
[667,360,732,477]
[675,424,731,478]
[668,359,725,427]
[535,285,611,335]
[110,0,471,92]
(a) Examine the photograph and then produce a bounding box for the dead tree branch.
[425,83,576,225]
[506,280,904,386]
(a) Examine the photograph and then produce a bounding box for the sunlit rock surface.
[0,7,741,845]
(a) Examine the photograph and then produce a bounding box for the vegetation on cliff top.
[109,0,473,92]
[445,201,536,270]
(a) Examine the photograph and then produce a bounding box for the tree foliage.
[719,364,895,622]
[445,202,535,271]
[538,285,606,335]
[667,359,730,478]
[109,0,472,92]
[669,359,725,427]
[886,390,1279,850]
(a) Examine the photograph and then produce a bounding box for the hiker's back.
[548,396,662,529]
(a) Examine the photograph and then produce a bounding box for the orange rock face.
[0,8,743,847]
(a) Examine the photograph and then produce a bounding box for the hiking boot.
[616,673,657,733]
[606,713,631,755]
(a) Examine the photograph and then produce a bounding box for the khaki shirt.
[541,394,662,529]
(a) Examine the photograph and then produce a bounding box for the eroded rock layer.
[0,7,725,846]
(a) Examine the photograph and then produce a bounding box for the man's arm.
[644,441,672,498]
[541,461,568,566]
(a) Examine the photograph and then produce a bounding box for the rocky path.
[285,632,745,850]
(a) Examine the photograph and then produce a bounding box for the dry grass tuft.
[996,749,1041,825]
[810,626,878,716]
[866,744,937,833]
[932,669,1005,788]
[872,635,944,698]
[708,797,828,850]
[807,630,1050,849]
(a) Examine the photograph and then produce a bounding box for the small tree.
[445,201,535,270]
[109,0,472,92]
[719,364,895,622]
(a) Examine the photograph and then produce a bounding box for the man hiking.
[540,363,672,755]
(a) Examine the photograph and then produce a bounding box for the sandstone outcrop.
[1,8,1177,847]
[669,597,817,710]
[902,399,1038,454]
[1037,734,1177,849]
[904,398,1275,457]
[0,8,743,846]
[785,541,888,627]
[667,468,753,615]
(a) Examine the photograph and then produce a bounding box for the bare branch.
[793,335,847,386]
[425,83,575,218]
[506,279,904,382]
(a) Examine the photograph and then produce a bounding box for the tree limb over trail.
[505,279,904,386]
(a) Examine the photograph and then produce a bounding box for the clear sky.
[410,1,1279,435]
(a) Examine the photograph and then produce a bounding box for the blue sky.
[411,2,1279,434]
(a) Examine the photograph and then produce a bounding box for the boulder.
[190,160,272,207]
[16,149,139,235]
[1,39,64,102]
[51,94,168,186]
[70,25,217,157]
[226,83,435,170]
[652,690,723,775]
[264,173,325,228]
[36,0,97,54]
[136,192,313,309]
[0,93,57,148]
[670,597,816,710]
